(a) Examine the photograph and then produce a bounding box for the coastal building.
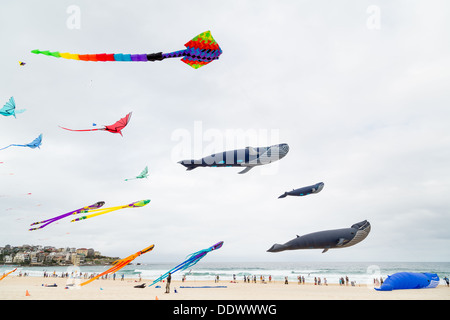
[1,244,107,266]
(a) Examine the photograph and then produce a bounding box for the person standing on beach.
[165,272,172,293]
[444,276,449,287]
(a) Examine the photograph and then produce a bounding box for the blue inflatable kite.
[375,272,439,291]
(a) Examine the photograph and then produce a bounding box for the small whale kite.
[31,30,222,69]
[178,144,290,174]
[59,112,132,136]
[278,182,324,198]
[267,220,371,254]
[0,97,26,118]
[0,134,42,151]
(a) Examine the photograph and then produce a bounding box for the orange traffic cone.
[155,296,159,300]
[25,290,30,296]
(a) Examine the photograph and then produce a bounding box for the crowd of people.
[10,269,450,287]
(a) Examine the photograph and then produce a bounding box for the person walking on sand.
[444,276,449,287]
[165,272,172,293]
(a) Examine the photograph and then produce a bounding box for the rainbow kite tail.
[31,49,155,62]
[31,30,222,69]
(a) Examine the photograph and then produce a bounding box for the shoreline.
[0,275,448,300]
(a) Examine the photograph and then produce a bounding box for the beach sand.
[0,276,449,300]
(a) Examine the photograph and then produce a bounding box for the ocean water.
[2,261,450,285]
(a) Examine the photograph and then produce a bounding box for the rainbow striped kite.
[31,31,222,69]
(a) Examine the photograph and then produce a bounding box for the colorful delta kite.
[0,97,26,118]
[80,245,155,286]
[0,134,42,151]
[125,166,148,181]
[71,199,150,222]
[19,61,26,66]
[31,31,222,69]
[148,241,224,287]
[29,201,105,231]
[59,112,132,136]
[0,268,17,281]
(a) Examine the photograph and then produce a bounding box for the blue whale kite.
[375,272,440,291]
[279,182,324,198]
[178,144,289,174]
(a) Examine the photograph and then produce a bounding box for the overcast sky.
[1,0,449,263]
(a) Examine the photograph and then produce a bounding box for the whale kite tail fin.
[278,192,287,199]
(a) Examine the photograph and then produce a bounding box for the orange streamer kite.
[80,245,154,286]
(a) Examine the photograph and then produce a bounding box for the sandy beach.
[0,275,448,300]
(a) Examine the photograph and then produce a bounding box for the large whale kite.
[267,220,371,253]
[375,272,440,291]
[278,182,324,198]
[178,143,290,174]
